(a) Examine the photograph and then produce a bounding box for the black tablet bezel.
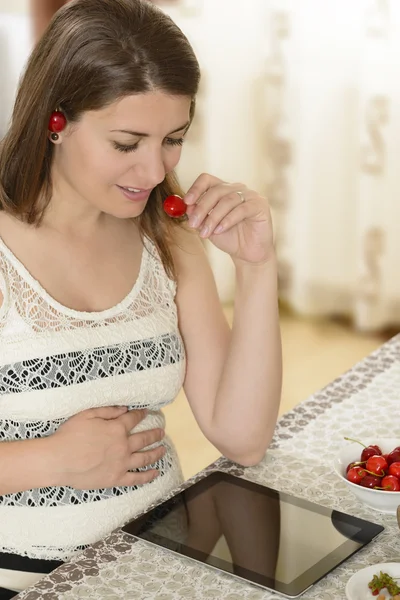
[122,472,384,598]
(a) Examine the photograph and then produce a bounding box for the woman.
[0,0,282,596]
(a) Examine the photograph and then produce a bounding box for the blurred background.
[0,0,398,478]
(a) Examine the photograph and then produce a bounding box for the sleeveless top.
[0,235,186,560]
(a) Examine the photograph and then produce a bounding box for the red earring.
[48,110,67,141]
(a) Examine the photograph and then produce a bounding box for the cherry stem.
[344,436,367,448]
[364,469,385,477]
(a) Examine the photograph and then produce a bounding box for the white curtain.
[171,0,400,332]
[2,0,400,331]
[268,0,400,332]
[0,10,31,136]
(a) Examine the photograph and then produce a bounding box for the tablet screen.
[123,472,383,598]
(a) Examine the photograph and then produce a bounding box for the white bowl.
[333,438,400,515]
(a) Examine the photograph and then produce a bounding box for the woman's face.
[51,91,191,219]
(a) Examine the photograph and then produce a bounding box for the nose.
[134,148,166,188]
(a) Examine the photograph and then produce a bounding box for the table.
[16,334,400,599]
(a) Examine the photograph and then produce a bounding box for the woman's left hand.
[184,173,275,266]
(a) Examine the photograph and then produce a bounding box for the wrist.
[234,253,278,282]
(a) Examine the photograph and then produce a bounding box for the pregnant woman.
[0,0,282,596]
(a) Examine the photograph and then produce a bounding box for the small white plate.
[346,562,400,599]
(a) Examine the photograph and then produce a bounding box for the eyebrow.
[110,122,190,137]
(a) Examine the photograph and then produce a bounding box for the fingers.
[117,409,148,433]
[208,200,251,237]
[129,444,166,471]
[189,190,248,239]
[119,469,160,487]
[118,435,166,487]
[128,428,165,452]
[186,183,240,228]
[184,172,224,206]
[118,445,167,487]
[85,406,128,420]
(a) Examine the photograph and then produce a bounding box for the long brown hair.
[0,0,200,278]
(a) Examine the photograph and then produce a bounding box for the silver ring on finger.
[236,190,246,203]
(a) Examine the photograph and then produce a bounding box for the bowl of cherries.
[333,438,400,514]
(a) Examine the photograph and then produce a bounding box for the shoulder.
[0,213,8,310]
[0,212,32,310]
[0,212,29,248]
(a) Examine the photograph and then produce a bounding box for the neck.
[41,178,105,238]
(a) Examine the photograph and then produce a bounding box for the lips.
[117,185,152,202]
[121,186,144,193]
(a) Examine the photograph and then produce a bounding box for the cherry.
[366,455,388,476]
[361,445,383,462]
[388,462,400,479]
[163,195,187,218]
[346,461,366,473]
[344,437,382,462]
[347,467,367,484]
[387,446,400,465]
[359,475,382,489]
[342,438,400,492]
[381,475,400,491]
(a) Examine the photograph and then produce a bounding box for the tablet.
[122,472,384,598]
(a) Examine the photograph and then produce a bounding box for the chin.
[110,205,146,220]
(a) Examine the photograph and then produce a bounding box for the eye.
[164,137,185,148]
[113,141,139,153]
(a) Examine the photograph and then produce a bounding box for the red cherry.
[387,447,400,465]
[361,445,382,462]
[343,438,382,462]
[381,475,400,491]
[347,467,367,484]
[359,475,382,489]
[48,111,67,133]
[388,461,400,479]
[346,461,366,473]
[366,455,388,476]
[163,195,187,218]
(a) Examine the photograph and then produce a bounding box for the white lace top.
[0,235,186,560]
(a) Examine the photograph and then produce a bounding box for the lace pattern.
[0,333,183,395]
[0,235,186,537]
[1,452,175,508]
[0,238,177,336]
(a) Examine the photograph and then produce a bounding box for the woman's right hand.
[51,406,165,490]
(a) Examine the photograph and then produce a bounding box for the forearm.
[210,256,282,465]
[0,437,60,495]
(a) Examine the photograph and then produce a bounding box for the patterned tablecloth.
[16,334,400,599]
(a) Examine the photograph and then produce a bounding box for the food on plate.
[368,570,400,597]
